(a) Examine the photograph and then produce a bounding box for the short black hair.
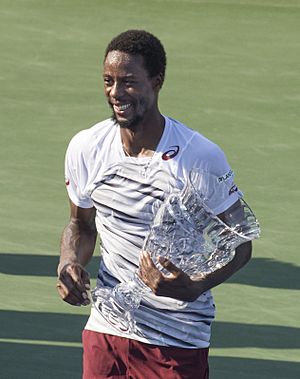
[104,30,167,85]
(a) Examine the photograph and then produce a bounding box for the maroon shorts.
[82,329,209,379]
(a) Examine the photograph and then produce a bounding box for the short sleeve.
[210,169,243,215]
[64,132,94,209]
[193,146,243,215]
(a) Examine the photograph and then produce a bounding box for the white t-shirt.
[65,115,242,348]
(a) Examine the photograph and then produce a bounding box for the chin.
[112,114,131,129]
[112,113,142,131]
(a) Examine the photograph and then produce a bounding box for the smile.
[114,103,132,112]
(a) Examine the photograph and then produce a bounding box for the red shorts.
[82,330,209,379]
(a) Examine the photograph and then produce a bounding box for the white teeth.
[118,104,131,111]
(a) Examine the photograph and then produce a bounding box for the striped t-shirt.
[65,115,241,348]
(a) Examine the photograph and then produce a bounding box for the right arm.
[57,200,97,306]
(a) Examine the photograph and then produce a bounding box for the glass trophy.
[91,169,261,334]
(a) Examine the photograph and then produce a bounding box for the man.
[57,30,252,378]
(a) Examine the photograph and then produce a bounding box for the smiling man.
[57,30,252,379]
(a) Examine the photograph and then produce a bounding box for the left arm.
[138,200,252,302]
[139,241,251,302]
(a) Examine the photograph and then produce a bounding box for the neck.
[120,113,165,157]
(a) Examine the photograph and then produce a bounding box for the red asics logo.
[162,145,180,161]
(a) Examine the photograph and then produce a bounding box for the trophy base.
[91,287,136,334]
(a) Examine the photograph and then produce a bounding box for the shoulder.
[66,118,116,158]
[165,116,195,140]
[164,116,230,176]
[190,132,229,174]
[166,116,225,159]
[193,132,226,161]
[68,118,116,148]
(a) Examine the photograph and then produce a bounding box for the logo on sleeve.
[229,184,238,195]
[65,177,70,186]
[162,145,180,161]
[218,170,233,183]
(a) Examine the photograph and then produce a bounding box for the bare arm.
[57,200,97,306]
[139,201,252,302]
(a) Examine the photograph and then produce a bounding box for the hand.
[56,263,91,306]
[138,251,203,302]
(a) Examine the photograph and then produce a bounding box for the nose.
[109,80,124,100]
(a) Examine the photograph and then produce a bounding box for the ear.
[152,73,164,90]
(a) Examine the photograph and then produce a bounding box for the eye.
[103,77,113,86]
[124,80,135,87]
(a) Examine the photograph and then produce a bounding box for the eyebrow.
[103,73,137,79]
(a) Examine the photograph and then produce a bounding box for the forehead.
[103,51,148,77]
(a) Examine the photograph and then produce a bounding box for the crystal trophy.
[91,169,261,334]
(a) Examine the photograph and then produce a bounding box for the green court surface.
[0,0,299,378]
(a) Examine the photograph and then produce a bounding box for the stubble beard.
[111,112,143,131]
[109,97,148,131]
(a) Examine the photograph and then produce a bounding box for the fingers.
[138,251,183,290]
[56,281,87,306]
[139,251,181,281]
[157,256,181,278]
[138,251,197,301]
[139,250,156,270]
[57,263,91,306]
[81,269,91,291]
[138,251,162,290]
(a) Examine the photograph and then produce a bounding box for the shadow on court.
[1,253,300,290]
[209,356,300,379]
[1,254,300,378]
[0,253,99,279]
[210,321,300,349]
[0,310,85,379]
[226,256,300,290]
[1,310,300,349]
[0,341,82,379]
[1,340,299,379]
[1,310,300,378]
